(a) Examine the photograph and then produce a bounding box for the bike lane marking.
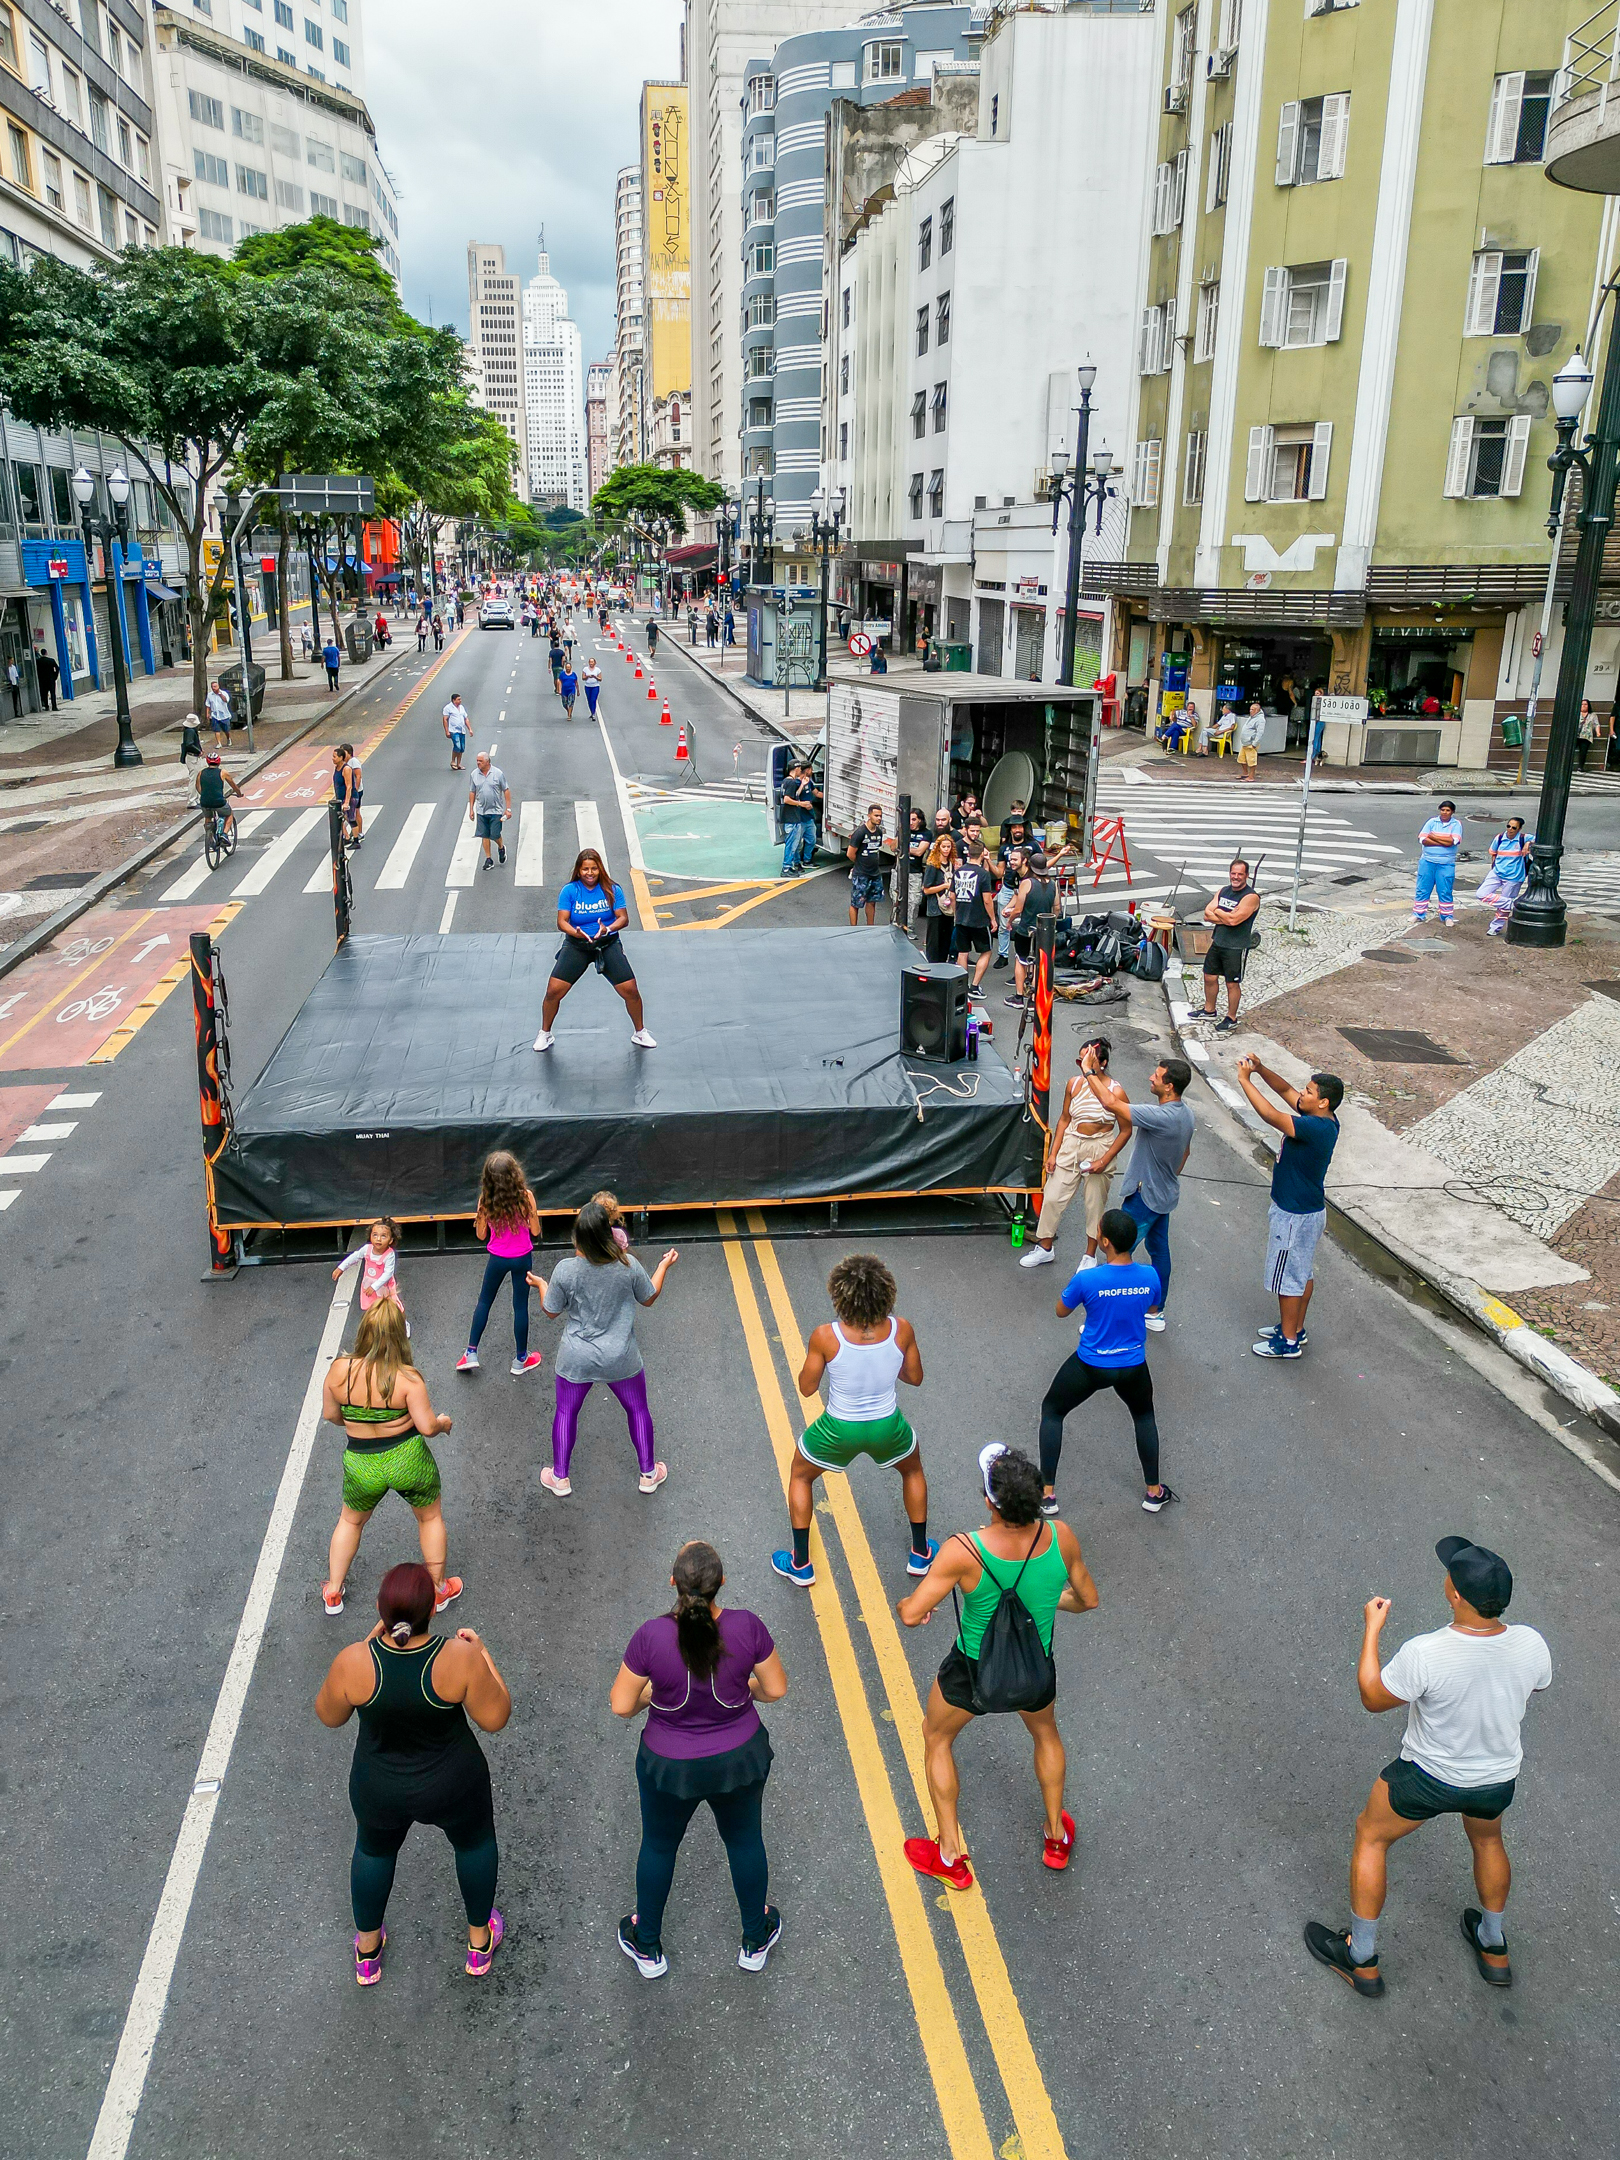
[0,904,237,1070]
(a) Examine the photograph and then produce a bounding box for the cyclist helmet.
[205,751,222,765]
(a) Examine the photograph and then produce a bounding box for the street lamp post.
[808,485,846,689]
[72,463,140,768]
[747,473,772,589]
[1508,338,1609,947]
[1047,363,1115,689]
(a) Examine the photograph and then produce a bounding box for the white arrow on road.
[133,935,171,963]
[0,991,25,1020]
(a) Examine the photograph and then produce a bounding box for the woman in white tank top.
[770,1254,934,1592]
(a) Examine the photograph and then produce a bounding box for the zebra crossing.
[157,797,612,905]
[627,775,764,805]
[1091,777,1403,885]
[1557,851,1620,916]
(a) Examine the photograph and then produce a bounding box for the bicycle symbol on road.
[56,936,114,967]
[57,986,123,1025]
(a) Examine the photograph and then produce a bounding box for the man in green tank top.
[896,1443,1098,1891]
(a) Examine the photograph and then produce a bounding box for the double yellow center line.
[720,1210,1068,2160]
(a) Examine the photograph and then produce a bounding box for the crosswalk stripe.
[575,799,607,860]
[0,1153,50,1173]
[446,809,483,887]
[375,803,436,890]
[19,1122,76,1141]
[515,801,545,886]
[233,806,326,897]
[303,806,386,894]
[0,1191,16,1211]
[161,809,273,900]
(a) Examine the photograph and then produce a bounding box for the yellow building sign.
[641,81,689,403]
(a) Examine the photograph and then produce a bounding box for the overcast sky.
[365,0,682,364]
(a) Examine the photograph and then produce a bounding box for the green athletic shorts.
[798,1405,918,1472]
[342,1434,442,1514]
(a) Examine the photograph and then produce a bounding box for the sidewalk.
[1161,869,1620,1401]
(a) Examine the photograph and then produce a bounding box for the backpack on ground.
[952,1528,1057,1713]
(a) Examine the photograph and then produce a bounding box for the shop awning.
[665,542,717,567]
[141,577,183,602]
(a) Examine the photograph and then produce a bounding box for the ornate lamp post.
[72,463,140,768]
[1508,342,1606,947]
[807,484,845,688]
[747,472,773,588]
[1047,362,1115,689]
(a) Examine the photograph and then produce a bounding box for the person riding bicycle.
[194,750,243,823]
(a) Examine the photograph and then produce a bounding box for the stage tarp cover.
[214,928,1035,1224]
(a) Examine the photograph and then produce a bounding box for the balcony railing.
[1557,0,1620,117]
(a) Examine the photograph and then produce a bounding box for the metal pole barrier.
[1081,703,1102,863]
[191,930,236,1276]
[1287,695,1319,932]
[894,789,911,931]
[330,798,351,948]
[1028,910,1057,1213]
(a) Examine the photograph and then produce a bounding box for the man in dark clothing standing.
[846,804,891,924]
[1200,858,1262,1032]
[780,761,817,877]
[1236,1057,1343,1358]
[951,836,1001,1001]
[34,649,59,710]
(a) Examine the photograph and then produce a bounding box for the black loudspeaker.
[900,961,968,1063]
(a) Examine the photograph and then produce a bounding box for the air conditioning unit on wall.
[1164,82,1188,114]
[1207,49,1234,78]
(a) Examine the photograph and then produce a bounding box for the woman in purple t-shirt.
[609,1540,788,1978]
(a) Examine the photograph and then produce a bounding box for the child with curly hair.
[458,1153,544,1378]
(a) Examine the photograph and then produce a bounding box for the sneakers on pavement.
[1253,1333,1304,1358]
[904,1838,974,1892]
[1039,1491,1061,1518]
[1019,1245,1055,1268]
[540,1466,572,1497]
[322,1582,345,1616]
[1460,1907,1513,1987]
[639,1461,669,1494]
[631,1028,658,1047]
[456,1350,480,1373]
[497,844,506,864]
[510,1352,544,1377]
[906,1538,940,1577]
[1142,1484,1179,1513]
[533,1029,554,1051]
[1303,1921,1384,1997]
[737,1909,783,1973]
[618,1915,668,1979]
[354,1928,385,1986]
[1042,1811,1077,1872]
[465,1909,504,1978]
[482,856,493,873]
[770,1549,815,1587]
[434,1576,463,1613]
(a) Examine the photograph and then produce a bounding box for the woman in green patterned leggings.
[321,1301,460,1619]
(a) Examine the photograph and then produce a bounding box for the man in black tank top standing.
[1007,851,1058,1006]
[1200,857,1260,1033]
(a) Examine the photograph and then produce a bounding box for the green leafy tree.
[232,214,395,294]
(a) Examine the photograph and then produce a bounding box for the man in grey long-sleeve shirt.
[1084,1057,1194,1331]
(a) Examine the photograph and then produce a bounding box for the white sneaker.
[1144,1313,1167,1333]
[1019,1245,1056,1268]
[1078,1252,1099,1270]
[638,1461,668,1494]
[533,1028,554,1051]
[631,1028,657,1048]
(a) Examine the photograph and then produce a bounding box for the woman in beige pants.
[1019,1039,1128,1270]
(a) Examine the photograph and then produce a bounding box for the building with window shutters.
[148,4,399,280]
[1089,0,1607,772]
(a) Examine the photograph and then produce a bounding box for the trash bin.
[1499,714,1524,750]
[938,640,972,672]
[218,660,265,725]
[345,619,374,665]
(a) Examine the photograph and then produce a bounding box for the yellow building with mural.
[641,82,690,410]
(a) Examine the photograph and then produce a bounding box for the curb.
[657,629,805,746]
[1157,972,1620,1451]
[0,635,422,982]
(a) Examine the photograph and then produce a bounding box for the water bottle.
[1010,1210,1026,1248]
[966,1014,979,1061]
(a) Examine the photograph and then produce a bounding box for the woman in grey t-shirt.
[529,1199,678,1498]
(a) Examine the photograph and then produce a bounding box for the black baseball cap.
[1436,1536,1513,1616]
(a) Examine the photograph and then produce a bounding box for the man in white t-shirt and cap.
[1305,1536,1551,1998]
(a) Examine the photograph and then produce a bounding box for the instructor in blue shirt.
[533,847,657,1052]
[1037,1208,1176,1519]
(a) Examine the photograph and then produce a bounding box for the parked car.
[479,599,514,629]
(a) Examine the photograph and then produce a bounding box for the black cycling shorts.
[953,924,993,954]
[551,933,636,988]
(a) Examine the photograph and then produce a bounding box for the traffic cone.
[675,725,689,764]
[647,678,657,698]
[634,660,643,678]
[660,700,671,726]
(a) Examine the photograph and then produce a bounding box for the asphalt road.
[2,605,1616,2160]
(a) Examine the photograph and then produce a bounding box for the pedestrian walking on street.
[1237,1058,1343,1358]
[34,649,59,710]
[300,622,313,663]
[770,1253,935,1588]
[1199,859,1262,1030]
[1575,698,1612,770]
[920,833,959,965]
[206,678,233,740]
[1413,799,1463,926]
[1038,1208,1175,1516]
[443,694,469,771]
[611,1540,787,1979]
[846,803,891,924]
[319,1301,460,1617]
[417,614,429,653]
[559,661,578,719]
[584,657,602,717]
[1304,1538,1551,2000]
[706,606,718,648]
[468,750,510,871]
[1087,1057,1193,1331]
[458,1151,543,1377]
[1475,817,1532,934]
[548,632,565,691]
[322,637,342,691]
[432,614,444,650]
[723,604,735,648]
[898,1444,1098,1890]
[1022,1038,1126,1270]
[780,760,816,877]
[529,1199,678,1497]
[316,1561,511,1985]
[1236,701,1265,779]
[646,616,659,662]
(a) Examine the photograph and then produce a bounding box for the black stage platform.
[213,928,1035,1229]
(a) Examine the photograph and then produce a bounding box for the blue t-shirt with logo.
[558,879,626,936]
[1271,1111,1339,1215]
[1059,1262,1163,1367]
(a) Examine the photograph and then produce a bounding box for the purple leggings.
[552,1371,655,1477]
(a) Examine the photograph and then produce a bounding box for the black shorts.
[935,1641,1057,1718]
[1012,930,1034,961]
[1381,1756,1516,1823]
[954,924,993,954]
[1203,944,1245,981]
[551,933,636,988]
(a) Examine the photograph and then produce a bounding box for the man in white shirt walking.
[1305,1536,1551,1998]
[1235,701,1265,780]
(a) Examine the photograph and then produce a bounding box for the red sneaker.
[1042,1811,1076,1871]
[904,1837,974,1891]
[434,1576,464,1613]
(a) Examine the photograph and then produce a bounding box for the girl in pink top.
[334,1217,406,1318]
[458,1153,544,1378]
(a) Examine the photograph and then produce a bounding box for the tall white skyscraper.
[523,240,587,511]
[613,165,646,469]
[468,243,528,502]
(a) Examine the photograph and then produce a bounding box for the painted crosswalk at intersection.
[1092,777,1403,882]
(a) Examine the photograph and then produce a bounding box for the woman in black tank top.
[317,1562,512,1985]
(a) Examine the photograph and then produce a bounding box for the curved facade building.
[741,3,980,568]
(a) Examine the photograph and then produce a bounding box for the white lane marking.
[20,1122,76,1141]
[574,800,606,859]
[231,806,326,898]
[0,1154,50,1172]
[83,1268,359,2160]
[375,804,435,890]
[446,811,482,887]
[160,810,273,900]
[439,891,458,934]
[499,710,506,724]
[515,801,545,887]
[49,1091,101,1109]
[593,712,645,874]
[0,1190,16,1210]
[303,807,387,895]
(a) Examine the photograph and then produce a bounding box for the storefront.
[20,536,166,700]
[1208,629,1332,746]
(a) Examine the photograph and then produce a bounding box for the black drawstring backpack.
[952,1527,1056,1713]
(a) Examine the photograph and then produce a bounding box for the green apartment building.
[1090,0,1607,769]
